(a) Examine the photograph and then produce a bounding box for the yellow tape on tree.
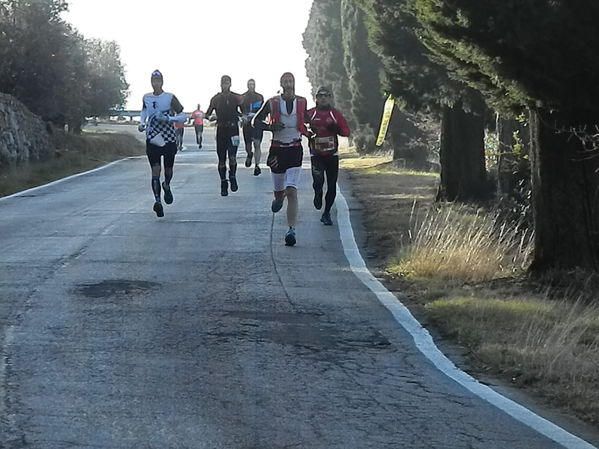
[376,95,395,147]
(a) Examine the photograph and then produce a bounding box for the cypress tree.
[409,0,599,272]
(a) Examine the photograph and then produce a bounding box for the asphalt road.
[0,125,596,448]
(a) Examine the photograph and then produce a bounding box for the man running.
[189,104,205,149]
[252,72,310,246]
[306,86,351,226]
[138,70,187,217]
[206,75,243,196]
[241,79,264,175]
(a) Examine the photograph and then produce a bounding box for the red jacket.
[305,107,350,156]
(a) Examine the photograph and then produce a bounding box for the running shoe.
[245,151,253,168]
[253,166,261,176]
[162,182,173,204]
[313,189,323,210]
[230,176,238,192]
[271,198,284,213]
[320,212,333,226]
[285,227,296,246]
[221,180,228,196]
[153,201,164,217]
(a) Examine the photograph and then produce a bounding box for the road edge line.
[335,188,596,449]
[0,157,141,202]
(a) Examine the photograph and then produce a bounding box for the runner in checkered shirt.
[138,70,187,217]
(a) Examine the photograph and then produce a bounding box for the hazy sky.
[63,0,314,110]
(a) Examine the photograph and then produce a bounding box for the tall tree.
[0,0,128,130]
[360,0,488,200]
[409,0,599,272]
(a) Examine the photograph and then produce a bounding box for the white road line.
[0,157,140,202]
[335,188,597,449]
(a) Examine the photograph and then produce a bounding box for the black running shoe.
[245,151,253,168]
[230,176,238,192]
[253,166,261,176]
[271,198,284,213]
[162,182,173,204]
[221,180,228,196]
[285,227,296,246]
[153,201,164,217]
[313,190,323,210]
[320,212,333,226]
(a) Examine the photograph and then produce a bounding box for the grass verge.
[340,146,599,426]
[0,130,144,197]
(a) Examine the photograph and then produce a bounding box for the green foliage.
[407,0,599,116]
[0,0,128,129]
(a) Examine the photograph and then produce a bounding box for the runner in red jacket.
[305,86,350,226]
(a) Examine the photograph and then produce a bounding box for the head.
[247,79,255,92]
[280,72,295,95]
[151,70,163,92]
[221,75,231,92]
[197,103,201,110]
[315,86,332,108]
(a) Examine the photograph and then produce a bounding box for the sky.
[63,0,314,111]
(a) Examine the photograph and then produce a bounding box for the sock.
[151,176,161,202]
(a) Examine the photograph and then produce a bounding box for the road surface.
[0,126,596,448]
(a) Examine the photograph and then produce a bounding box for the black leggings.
[216,125,239,180]
[311,155,339,214]
[194,125,203,146]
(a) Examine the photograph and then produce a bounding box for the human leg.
[216,127,229,196]
[162,143,177,204]
[253,131,263,175]
[311,156,325,210]
[228,132,239,192]
[243,123,253,167]
[146,141,164,217]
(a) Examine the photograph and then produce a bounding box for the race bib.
[313,136,335,152]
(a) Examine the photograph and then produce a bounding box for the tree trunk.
[437,102,487,201]
[529,109,599,272]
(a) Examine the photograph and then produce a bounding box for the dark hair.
[248,78,255,83]
[280,72,295,83]
[221,75,231,82]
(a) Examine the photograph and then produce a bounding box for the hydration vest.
[269,95,309,137]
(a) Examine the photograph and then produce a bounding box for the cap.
[316,86,331,96]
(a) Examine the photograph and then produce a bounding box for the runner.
[138,70,187,217]
[205,75,243,196]
[305,86,351,226]
[241,79,264,175]
[189,104,205,149]
[252,72,310,246]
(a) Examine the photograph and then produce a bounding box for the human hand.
[138,123,146,132]
[155,112,171,123]
[270,122,285,132]
[208,114,217,122]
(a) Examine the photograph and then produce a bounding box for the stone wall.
[0,93,54,169]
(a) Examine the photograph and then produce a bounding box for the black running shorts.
[146,141,177,167]
[267,143,303,174]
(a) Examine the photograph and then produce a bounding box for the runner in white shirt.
[138,70,187,217]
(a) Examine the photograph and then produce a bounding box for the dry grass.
[390,205,533,282]
[426,296,599,423]
[0,131,144,197]
[341,145,599,425]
